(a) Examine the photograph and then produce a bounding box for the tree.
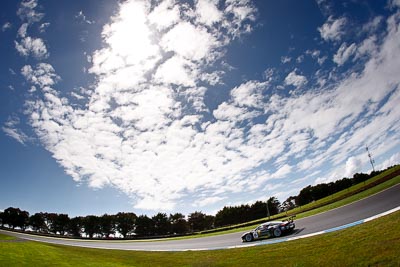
[188,211,213,232]
[3,207,29,230]
[100,214,115,238]
[82,215,101,238]
[204,215,215,230]
[281,196,297,212]
[169,213,188,235]
[0,211,4,227]
[267,197,280,216]
[69,217,83,237]
[135,215,155,236]
[215,206,237,227]
[115,212,136,238]
[152,213,170,236]
[353,173,369,184]
[53,214,70,235]
[29,213,46,232]
[250,201,268,220]
[296,185,313,206]
[43,213,58,234]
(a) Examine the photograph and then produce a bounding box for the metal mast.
[366,145,375,172]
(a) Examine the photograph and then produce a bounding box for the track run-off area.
[1,183,400,251]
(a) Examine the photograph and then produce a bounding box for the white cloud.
[315,0,333,17]
[200,71,224,85]
[15,37,48,59]
[2,22,12,32]
[389,0,400,8]
[18,23,29,37]
[148,0,180,31]
[306,49,327,65]
[75,11,95,24]
[281,56,291,64]
[231,80,268,108]
[377,152,400,170]
[318,56,327,65]
[344,156,362,177]
[2,115,29,145]
[21,0,259,212]
[160,22,217,62]
[195,0,223,26]
[318,16,347,42]
[193,196,225,207]
[333,42,357,66]
[296,55,305,63]
[154,56,197,87]
[284,70,308,88]
[19,1,400,214]
[21,63,60,88]
[362,16,383,34]
[213,102,259,122]
[355,36,378,60]
[17,0,44,23]
[271,164,292,179]
[39,22,50,33]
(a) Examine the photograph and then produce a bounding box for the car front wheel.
[244,233,253,242]
[273,228,282,237]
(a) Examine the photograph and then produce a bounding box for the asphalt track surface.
[1,183,400,251]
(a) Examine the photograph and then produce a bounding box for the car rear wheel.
[244,233,253,242]
[273,228,282,237]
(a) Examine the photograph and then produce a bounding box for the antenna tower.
[366,145,375,172]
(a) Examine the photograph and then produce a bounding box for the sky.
[1,0,400,217]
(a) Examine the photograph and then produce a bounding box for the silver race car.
[241,216,295,242]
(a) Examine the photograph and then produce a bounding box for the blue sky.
[1,0,400,217]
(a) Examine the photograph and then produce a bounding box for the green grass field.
[0,234,16,240]
[1,210,399,266]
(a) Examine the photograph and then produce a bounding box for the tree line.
[214,197,280,227]
[292,169,386,207]
[0,165,396,238]
[0,209,215,238]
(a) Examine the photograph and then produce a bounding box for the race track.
[1,183,400,251]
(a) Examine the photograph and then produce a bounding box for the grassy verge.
[1,211,399,266]
[0,234,16,240]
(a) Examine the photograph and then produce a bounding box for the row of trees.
[0,208,214,238]
[0,198,281,237]
[193,167,395,227]
[214,197,280,227]
[293,170,384,206]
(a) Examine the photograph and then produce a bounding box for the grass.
[1,210,399,266]
[0,234,16,240]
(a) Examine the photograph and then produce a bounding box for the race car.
[241,216,295,242]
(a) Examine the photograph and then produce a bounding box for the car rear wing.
[284,215,296,223]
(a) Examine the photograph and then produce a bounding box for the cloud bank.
[11,0,400,212]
